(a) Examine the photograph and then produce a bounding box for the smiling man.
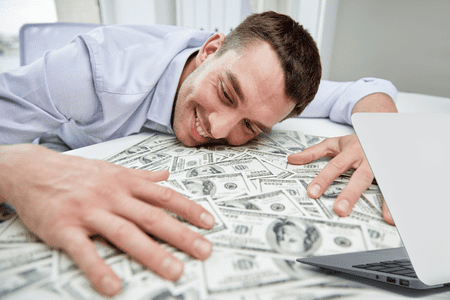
[0,11,396,297]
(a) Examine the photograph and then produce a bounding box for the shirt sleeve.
[0,36,99,145]
[298,78,398,125]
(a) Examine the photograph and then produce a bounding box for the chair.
[19,22,102,66]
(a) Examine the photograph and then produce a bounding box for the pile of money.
[0,130,403,299]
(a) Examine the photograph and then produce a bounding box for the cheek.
[226,128,255,146]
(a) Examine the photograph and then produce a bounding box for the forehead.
[219,42,295,123]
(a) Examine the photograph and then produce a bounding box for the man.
[0,12,397,296]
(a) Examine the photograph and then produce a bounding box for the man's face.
[172,39,295,147]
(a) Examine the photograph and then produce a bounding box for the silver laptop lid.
[352,113,450,286]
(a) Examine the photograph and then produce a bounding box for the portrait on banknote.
[185,165,225,177]
[266,217,321,256]
[181,179,216,197]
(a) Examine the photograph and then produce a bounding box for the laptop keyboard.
[353,259,418,278]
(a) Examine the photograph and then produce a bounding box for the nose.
[208,111,239,139]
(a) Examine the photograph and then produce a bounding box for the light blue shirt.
[0,24,397,150]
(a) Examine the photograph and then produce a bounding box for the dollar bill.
[0,244,53,273]
[215,190,308,217]
[116,151,171,169]
[170,152,214,172]
[210,209,370,258]
[203,249,327,294]
[166,196,228,236]
[259,179,328,219]
[0,260,53,299]
[178,173,255,200]
[170,156,275,181]
[0,216,41,244]
[59,255,132,300]
[105,133,177,163]
[305,134,327,147]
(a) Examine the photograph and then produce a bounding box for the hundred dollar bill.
[315,182,381,218]
[310,196,401,249]
[105,133,177,163]
[0,216,41,244]
[59,255,132,300]
[170,152,214,172]
[231,140,290,155]
[0,260,53,299]
[140,155,173,172]
[203,145,244,162]
[170,157,275,181]
[209,209,370,258]
[215,190,308,217]
[133,287,202,300]
[0,244,53,273]
[210,284,369,300]
[239,149,288,168]
[203,249,327,294]
[179,173,255,200]
[166,196,228,236]
[285,157,333,174]
[116,151,171,169]
[364,221,403,249]
[262,130,307,149]
[305,134,327,147]
[265,134,307,153]
[56,237,122,279]
[258,179,328,219]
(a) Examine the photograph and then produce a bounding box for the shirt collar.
[147,47,200,132]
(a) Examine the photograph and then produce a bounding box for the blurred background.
[1,0,449,99]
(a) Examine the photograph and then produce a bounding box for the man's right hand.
[0,144,215,297]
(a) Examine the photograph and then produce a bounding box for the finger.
[128,180,215,229]
[55,227,122,297]
[86,210,184,281]
[116,197,213,260]
[332,162,374,217]
[134,169,170,182]
[287,137,339,165]
[382,199,395,225]
[306,153,356,200]
[123,167,170,182]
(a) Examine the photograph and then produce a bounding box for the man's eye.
[223,91,233,104]
[244,120,254,132]
[221,81,233,104]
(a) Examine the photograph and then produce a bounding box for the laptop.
[298,113,450,290]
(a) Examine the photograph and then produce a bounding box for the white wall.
[329,0,450,98]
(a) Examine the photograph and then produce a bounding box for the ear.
[195,33,226,67]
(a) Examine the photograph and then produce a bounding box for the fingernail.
[193,239,213,257]
[100,276,122,296]
[200,212,215,227]
[337,199,350,214]
[309,184,321,198]
[162,257,183,277]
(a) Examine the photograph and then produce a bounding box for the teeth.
[196,115,208,138]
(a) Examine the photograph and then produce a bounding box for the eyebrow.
[225,70,272,134]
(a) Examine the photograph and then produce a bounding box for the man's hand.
[287,134,394,225]
[0,144,215,297]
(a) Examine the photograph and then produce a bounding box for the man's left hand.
[287,133,394,225]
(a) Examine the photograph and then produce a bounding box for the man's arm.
[0,35,215,296]
[288,92,397,225]
[0,144,215,297]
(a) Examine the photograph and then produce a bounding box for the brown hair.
[216,11,322,117]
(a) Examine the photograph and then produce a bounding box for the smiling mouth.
[195,109,209,138]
